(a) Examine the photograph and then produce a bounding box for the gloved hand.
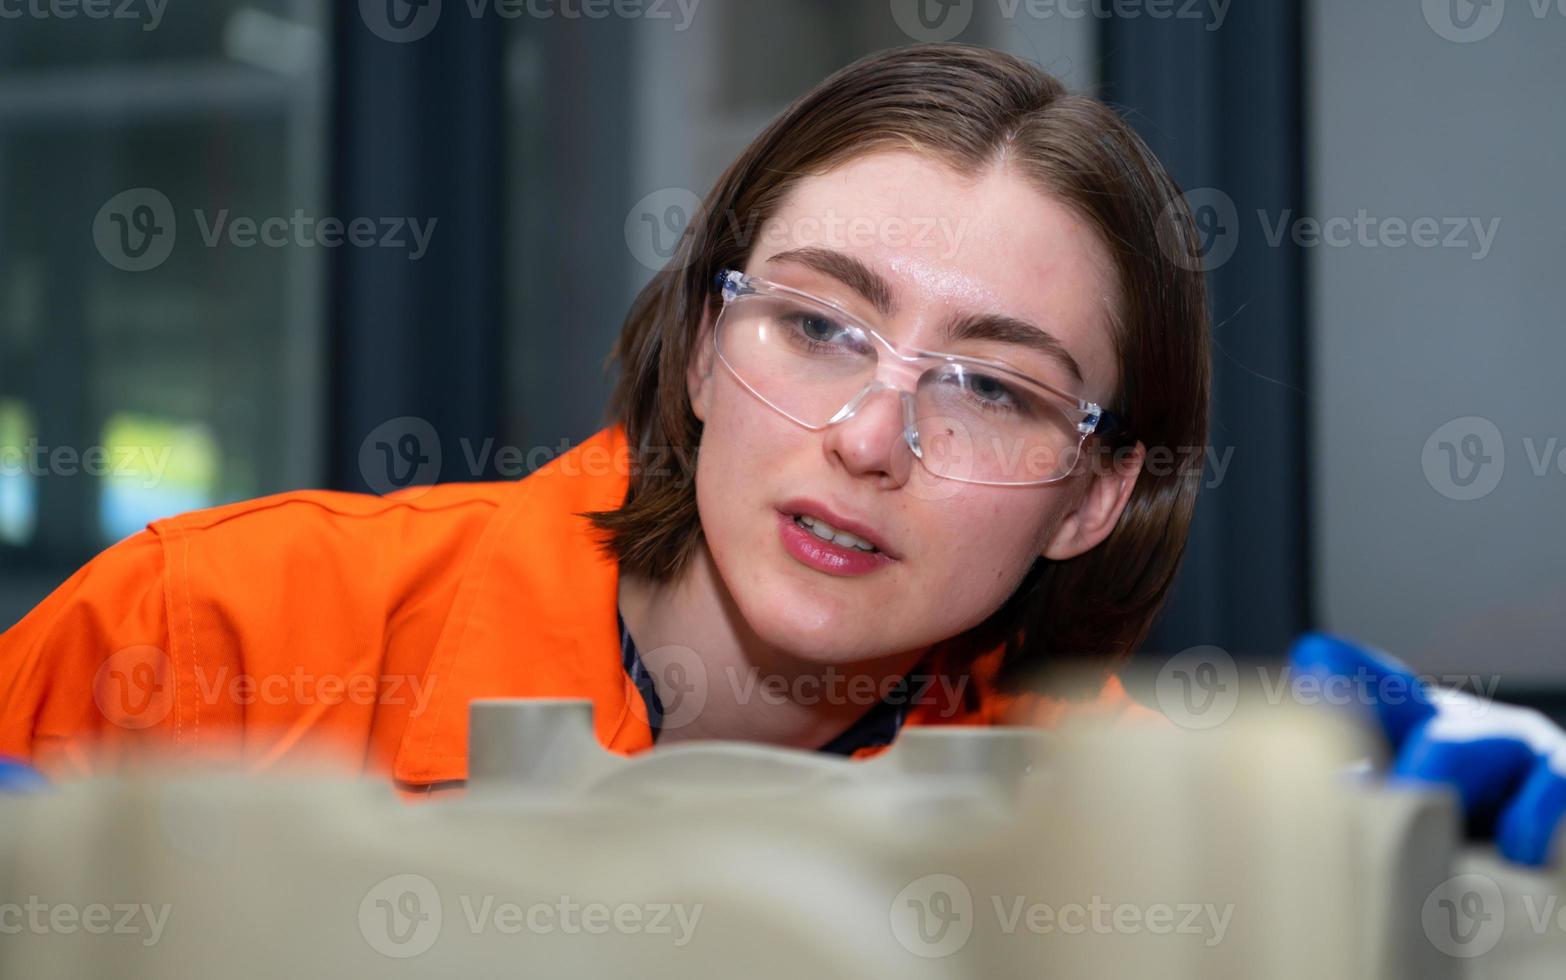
[1289,631,1566,867]
[0,756,47,793]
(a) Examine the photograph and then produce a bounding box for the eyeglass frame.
[709,268,1131,486]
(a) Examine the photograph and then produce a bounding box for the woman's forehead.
[751,150,1122,399]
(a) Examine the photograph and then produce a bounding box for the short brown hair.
[587,43,1210,696]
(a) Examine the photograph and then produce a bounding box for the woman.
[0,44,1207,795]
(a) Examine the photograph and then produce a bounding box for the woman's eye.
[795,314,843,343]
[774,306,875,358]
[967,373,1015,405]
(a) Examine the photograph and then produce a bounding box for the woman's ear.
[1041,441,1146,561]
[686,309,718,422]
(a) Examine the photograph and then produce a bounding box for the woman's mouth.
[776,511,896,577]
[793,513,879,552]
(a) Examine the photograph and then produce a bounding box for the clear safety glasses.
[712,269,1128,486]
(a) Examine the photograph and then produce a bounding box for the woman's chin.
[735,592,894,668]
[709,528,907,666]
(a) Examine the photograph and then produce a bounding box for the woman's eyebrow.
[767,245,1085,387]
[767,247,896,316]
[941,312,1085,386]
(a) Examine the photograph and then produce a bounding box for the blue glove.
[0,757,47,793]
[1289,632,1566,867]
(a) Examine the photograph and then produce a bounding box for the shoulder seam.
[154,487,513,535]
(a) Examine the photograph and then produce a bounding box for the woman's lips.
[775,496,898,557]
[776,511,896,577]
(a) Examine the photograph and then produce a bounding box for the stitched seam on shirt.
[158,492,503,536]
[420,433,628,765]
[605,692,635,747]
[419,479,541,767]
[148,493,505,776]
[180,519,197,748]
[156,518,192,750]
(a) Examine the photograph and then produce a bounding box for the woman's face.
[687,150,1142,665]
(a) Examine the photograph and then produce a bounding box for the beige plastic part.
[467,699,1054,801]
[1455,849,1566,980]
[467,698,620,791]
[0,701,1560,978]
[1348,784,1462,980]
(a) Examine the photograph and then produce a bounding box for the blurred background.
[0,0,1561,713]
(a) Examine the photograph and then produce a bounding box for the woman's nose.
[821,383,914,485]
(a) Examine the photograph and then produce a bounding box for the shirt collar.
[616,609,911,756]
[392,425,649,785]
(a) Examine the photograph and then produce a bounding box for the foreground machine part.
[0,702,1558,978]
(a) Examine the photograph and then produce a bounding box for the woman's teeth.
[795,514,878,552]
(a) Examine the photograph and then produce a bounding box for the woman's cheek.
[705,380,792,478]
[930,497,1052,613]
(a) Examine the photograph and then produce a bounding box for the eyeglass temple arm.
[716,269,750,300]
[1090,409,1131,443]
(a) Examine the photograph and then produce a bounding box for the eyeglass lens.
[717,293,1084,484]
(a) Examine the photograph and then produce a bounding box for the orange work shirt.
[0,424,1163,792]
